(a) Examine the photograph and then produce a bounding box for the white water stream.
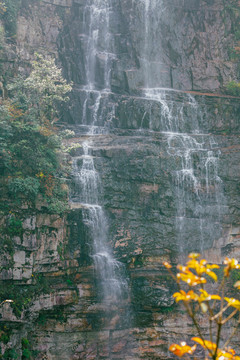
[141,0,225,253]
[71,139,128,302]
[70,0,128,311]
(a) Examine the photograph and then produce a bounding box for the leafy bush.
[60,129,75,139]
[21,337,32,359]
[22,349,31,359]
[21,338,29,347]
[3,348,18,359]
[47,199,68,215]
[8,177,40,199]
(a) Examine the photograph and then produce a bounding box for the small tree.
[164,254,240,360]
[7,53,72,124]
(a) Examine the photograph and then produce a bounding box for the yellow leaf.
[224,297,240,310]
[198,289,221,303]
[224,258,240,277]
[173,290,198,303]
[192,337,216,351]
[217,349,237,360]
[206,269,218,281]
[163,261,172,269]
[188,253,200,259]
[169,342,196,357]
[177,270,207,286]
[207,264,220,270]
[200,259,207,266]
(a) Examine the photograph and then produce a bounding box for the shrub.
[3,348,18,359]
[226,81,240,96]
[22,349,31,359]
[0,54,72,211]
[60,129,75,139]
[47,199,69,215]
[164,254,240,360]
[8,177,40,199]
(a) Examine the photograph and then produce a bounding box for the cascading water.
[79,0,116,133]
[71,140,128,303]
[140,0,226,254]
[70,0,129,325]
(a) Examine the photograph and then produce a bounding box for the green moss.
[5,216,23,236]
[0,274,51,317]
[226,81,240,96]
[21,338,29,348]
[21,349,31,360]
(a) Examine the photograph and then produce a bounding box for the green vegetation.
[6,216,23,236]
[0,0,21,39]
[0,274,51,318]
[21,338,32,359]
[226,80,240,96]
[0,53,72,214]
[8,53,72,122]
[3,348,18,359]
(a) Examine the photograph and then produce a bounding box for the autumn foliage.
[164,254,240,360]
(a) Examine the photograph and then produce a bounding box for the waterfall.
[70,0,130,331]
[71,139,128,303]
[69,0,227,317]
[78,0,116,133]
[141,0,226,254]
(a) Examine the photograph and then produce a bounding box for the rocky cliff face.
[0,0,240,359]
[58,0,239,95]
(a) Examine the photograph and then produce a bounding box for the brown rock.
[112,340,127,353]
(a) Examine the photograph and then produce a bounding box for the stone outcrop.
[0,0,239,359]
